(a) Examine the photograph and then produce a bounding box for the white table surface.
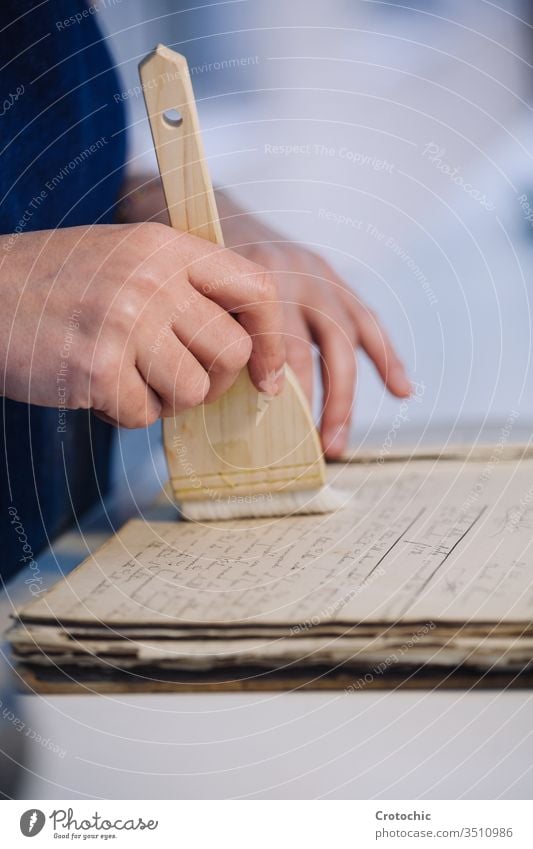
[16,689,533,799]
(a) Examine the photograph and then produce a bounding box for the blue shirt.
[1,1,127,581]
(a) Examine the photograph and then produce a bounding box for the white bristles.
[179,484,347,522]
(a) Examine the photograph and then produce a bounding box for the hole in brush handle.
[162,108,183,127]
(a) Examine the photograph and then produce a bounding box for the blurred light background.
[94,0,533,492]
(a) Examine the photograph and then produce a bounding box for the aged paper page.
[17,457,533,627]
[10,621,533,670]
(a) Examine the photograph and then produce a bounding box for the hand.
[218,198,411,459]
[0,223,285,427]
[117,176,410,456]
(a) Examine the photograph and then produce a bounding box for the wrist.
[116,176,167,224]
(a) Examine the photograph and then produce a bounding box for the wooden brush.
[139,45,342,520]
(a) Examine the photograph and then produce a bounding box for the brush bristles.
[179,484,346,522]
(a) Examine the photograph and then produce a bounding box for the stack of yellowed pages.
[9,446,533,687]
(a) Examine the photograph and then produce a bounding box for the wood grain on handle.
[139,45,223,245]
[138,45,325,505]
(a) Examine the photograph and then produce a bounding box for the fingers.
[237,275,286,395]
[305,305,357,459]
[92,359,163,429]
[136,287,252,407]
[184,239,286,394]
[340,291,411,398]
[170,293,252,403]
[283,304,315,407]
[136,332,210,416]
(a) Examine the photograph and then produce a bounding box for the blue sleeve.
[1,1,128,581]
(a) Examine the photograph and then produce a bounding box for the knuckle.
[83,285,145,339]
[215,330,252,372]
[88,353,118,402]
[121,400,160,429]
[137,220,173,250]
[142,404,161,427]
[110,292,146,334]
[128,225,178,289]
[234,332,254,365]
[330,311,357,344]
[342,321,358,345]
[84,284,144,335]
[335,346,357,377]
[179,371,210,408]
[339,348,357,380]
[287,339,312,372]
[113,371,162,429]
[247,265,278,302]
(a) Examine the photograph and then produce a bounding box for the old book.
[9,446,533,687]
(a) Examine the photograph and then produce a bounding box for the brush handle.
[139,46,325,503]
[139,45,224,245]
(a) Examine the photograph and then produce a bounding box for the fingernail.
[392,364,411,395]
[324,425,348,456]
[258,364,285,396]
